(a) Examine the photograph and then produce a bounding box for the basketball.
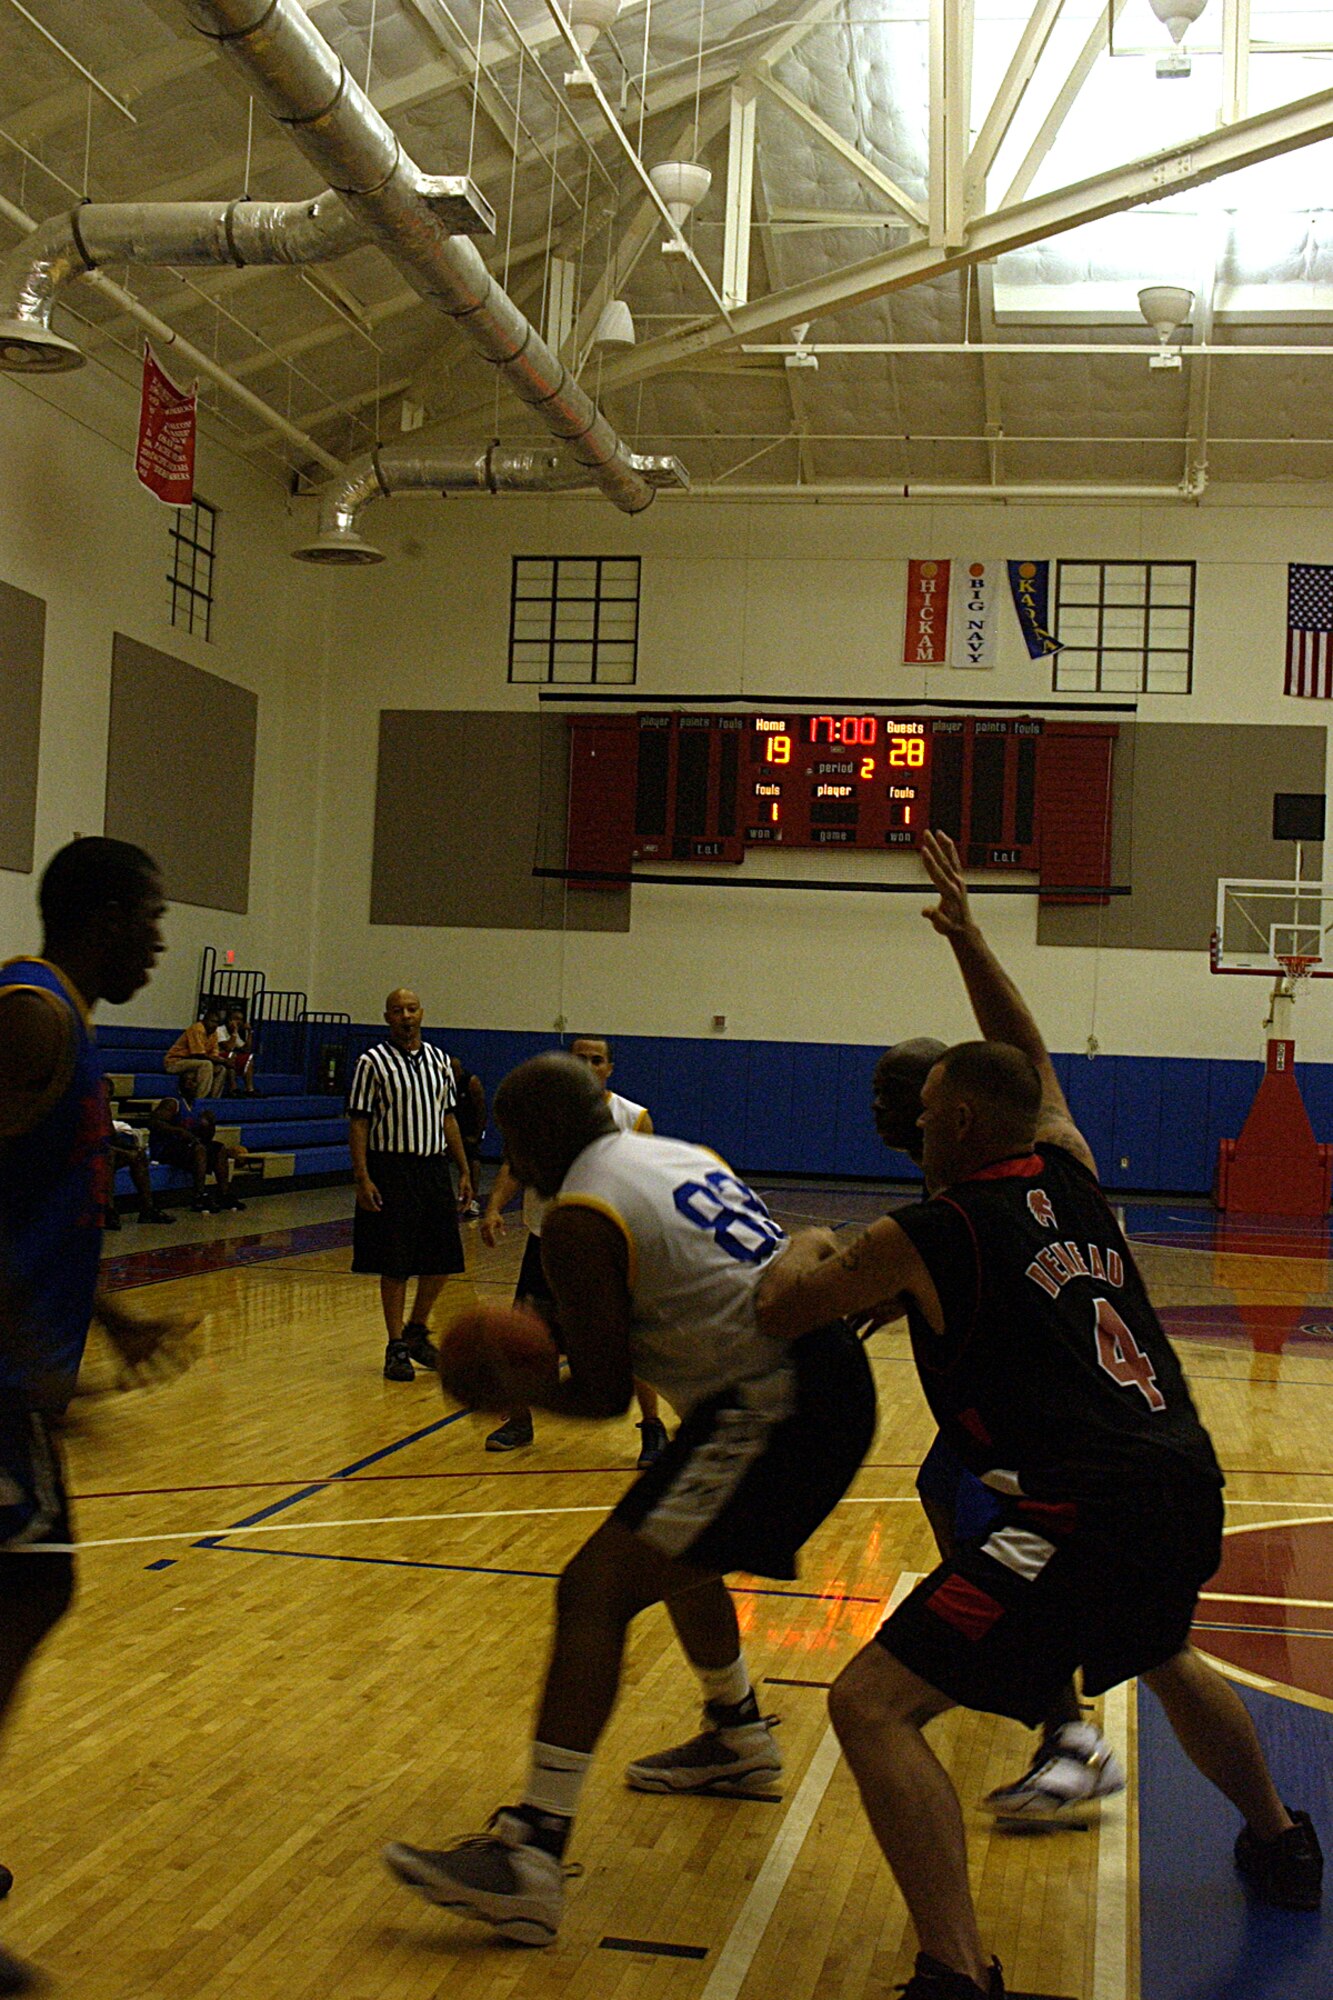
[438,1304,560,1411]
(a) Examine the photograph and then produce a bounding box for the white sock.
[523,1741,592,1820]
[696,1657,752,1710]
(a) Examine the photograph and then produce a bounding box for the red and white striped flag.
[1286,563,1333,698]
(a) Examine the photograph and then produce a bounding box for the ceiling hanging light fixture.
[1138,285,1194,369]
[565,0,621,92]
[592,298,636,346]
[649,162,712,253]
[1147,0,1208,77]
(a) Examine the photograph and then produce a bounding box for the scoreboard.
[628,710,1044,870]
[564,708,1116,901]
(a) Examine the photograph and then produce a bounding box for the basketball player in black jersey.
[757,831,1321,2000]
[871,1041,1126,1824]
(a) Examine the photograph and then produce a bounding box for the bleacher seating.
[99,1024,349,1205]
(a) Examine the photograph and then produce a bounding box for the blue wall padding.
[266,1026,1333,1198]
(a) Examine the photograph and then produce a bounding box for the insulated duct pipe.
[181,0,670,516]
[0,191,369,371]
[294,442,690,563]
[0,187,347,474]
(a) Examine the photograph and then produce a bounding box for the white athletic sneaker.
[982,1721,1126,1823]
[384,1810,566,1945]
[625,1710,783,1796]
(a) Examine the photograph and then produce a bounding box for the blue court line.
[193,1539,882,1602]
[186,1410,472,1553]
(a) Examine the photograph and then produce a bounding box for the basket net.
[1278,954,1319,985]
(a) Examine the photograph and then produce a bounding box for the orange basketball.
[438,1304,559,1411]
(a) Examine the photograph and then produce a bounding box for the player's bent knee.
[830,1642,952,1742]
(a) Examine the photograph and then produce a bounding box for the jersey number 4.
[1093,1296,1166,1411]
[673,1170,786,1265]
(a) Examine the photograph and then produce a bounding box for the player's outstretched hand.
[102,1308,202,1390]
[921,829,974,939]
[479,1208,506,1249]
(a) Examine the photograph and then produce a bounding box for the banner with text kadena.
[903,559,951,665]
[135,343,196,506]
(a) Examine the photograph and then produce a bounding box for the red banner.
[135,343,196,506]
[903,558,951,665]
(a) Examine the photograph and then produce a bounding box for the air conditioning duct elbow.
[0,191,369,372]
[292,443,689,564]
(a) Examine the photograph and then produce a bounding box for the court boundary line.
[696,1570,919,2000]
[1091,1678,1131,2000]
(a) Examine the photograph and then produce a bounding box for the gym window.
[1053,561,1194,695]
[167,497,217,641]
[508,556,640,685]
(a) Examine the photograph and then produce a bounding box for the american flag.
[1286,563,1333,698]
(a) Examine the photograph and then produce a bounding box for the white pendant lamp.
[1138,285,1194,370]
[565,0,620,91]
[592,299,636,346]
[649,162,712,252]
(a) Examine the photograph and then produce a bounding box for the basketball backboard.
[1213,876,1333,977]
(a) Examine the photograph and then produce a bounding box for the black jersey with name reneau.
[891,1143,1221,1504]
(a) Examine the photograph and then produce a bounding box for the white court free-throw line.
[16,1495,928,1554]
[697,1570,921,2000]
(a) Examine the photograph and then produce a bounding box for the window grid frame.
[508,554,641,685]
[167,497,217,642]
[1053,559,1195,695]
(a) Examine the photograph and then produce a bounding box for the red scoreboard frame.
[566,710,1116,902]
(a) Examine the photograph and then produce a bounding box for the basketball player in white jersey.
[480,1036,668,1464]
[386,1054,876,1946]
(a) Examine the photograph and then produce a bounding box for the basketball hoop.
[1278,954,1319,987]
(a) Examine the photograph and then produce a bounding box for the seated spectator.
[218,1005,256,1096]
[164,1005,228,1098]
[149,1075,248,1212]
[103,1080,176,1228]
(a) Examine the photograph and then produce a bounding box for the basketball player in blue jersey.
[1,838,197,1996]
[756,831,1321,2000]
[385,1053,876,1946]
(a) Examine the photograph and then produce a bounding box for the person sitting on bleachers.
[164,1005,228,1098]
[103,1080,175,1228]
[149,1074,248,1212]
[218,1005,256,1096]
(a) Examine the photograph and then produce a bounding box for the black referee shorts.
[352,1152,465,1280]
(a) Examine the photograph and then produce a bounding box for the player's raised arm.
[920,829,1097,1175]
[756,1216,942,1342]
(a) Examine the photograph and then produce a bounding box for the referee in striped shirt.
[349,988,473,1381]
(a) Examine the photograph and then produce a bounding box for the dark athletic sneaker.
[138,1206,177,1225]
[895,1952,1005,1998]
[403,1322,440,1370]
[0,1866,10,1898]
[0,1941,44,1996]
[1235,1807,1323,1910]
[636,1417,669,1468]
[383,1340,415,1382]
[384,1810,565,1945]
[486,1416,534,1451]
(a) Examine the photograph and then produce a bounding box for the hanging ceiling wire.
[637,0,652,158]
[467,0,486,178]
[496,38,526,435]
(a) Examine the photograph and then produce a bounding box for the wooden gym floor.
[4,1184,1332,2000]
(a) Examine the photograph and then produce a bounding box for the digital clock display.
[622,710,1048,870]
[748,716,929,846]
